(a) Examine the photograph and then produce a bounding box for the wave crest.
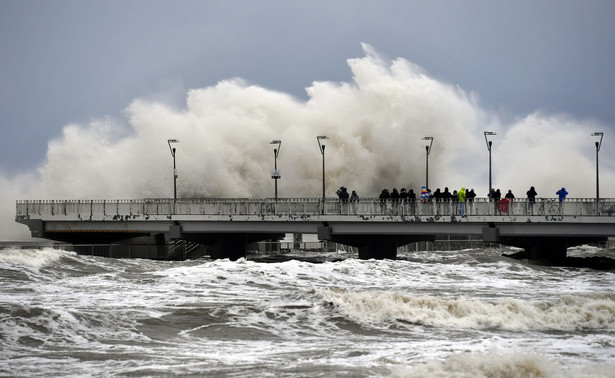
[317,288,615,331]
[0,247,73,268]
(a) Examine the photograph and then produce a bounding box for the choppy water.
[1,245,614,377]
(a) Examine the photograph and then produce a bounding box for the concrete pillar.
[525,239,568,265]
[358,236,398,259]
[210,234,248,261]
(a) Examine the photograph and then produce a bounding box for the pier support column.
[524,239,568,265]
[210,234,248,261]
[317,225,435,260]
[358,237,398,260]
[483,227,570,265]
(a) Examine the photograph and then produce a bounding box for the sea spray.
[2,44,614,242]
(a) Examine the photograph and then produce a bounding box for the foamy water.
[1,246,614,376]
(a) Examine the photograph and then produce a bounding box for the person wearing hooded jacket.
[527,186,538,214]
[466,189,476,214]
[458,187,467,216]
[556,187,568,214]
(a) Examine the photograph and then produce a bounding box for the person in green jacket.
[458,187,467,216]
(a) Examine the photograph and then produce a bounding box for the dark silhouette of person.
[407,189,416,214]
[400,188,408,201]
[433,188,442,201]
[489,188,496,200]
[336,187,349,202]
[442,187,452,201]
[350,190,359,214]
[466,188,476,214]
[492,189,502,214]
[379,189,390,213]
[505,190,515,200]
[527,186,537,214]
[390,188,400,202]
[527,186,537,201]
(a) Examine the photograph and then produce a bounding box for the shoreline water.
[1,245,614,376]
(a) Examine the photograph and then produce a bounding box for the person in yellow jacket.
[458,187,467,216]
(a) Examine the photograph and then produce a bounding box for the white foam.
[316,288,615,331]
[392,350,615,378]
[391,351,562,378]
[0,247,72,268]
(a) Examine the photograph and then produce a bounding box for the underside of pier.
[482,226,608,265]
[317,225,435,259]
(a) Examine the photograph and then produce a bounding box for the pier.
[15,197,615,263]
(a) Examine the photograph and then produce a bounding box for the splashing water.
[2,44,613,240]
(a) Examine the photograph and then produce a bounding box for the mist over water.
[2,44,613,239]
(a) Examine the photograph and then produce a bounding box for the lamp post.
[422,137,434,189]
[270,140,282,201]
[484,131,496,197]
[317,136,328,214]
[592,132,603,207]
[167,139,179,204]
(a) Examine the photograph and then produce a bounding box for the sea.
[1,245,614,377]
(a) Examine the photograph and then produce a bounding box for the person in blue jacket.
[556,187,568,214]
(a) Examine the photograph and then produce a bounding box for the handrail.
[16,197,615,218]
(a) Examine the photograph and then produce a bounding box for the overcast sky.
[1,0,614,175]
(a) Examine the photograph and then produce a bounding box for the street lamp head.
[592,132,603,151]
[484,131,496,151]
[270,140,282,157]
[317,135,328,154]
[423,136,434,155]
[168,139,179,156]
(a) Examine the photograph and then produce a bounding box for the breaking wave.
[317,288,615,331]
[391,351,615,378]
[0,247,72,269]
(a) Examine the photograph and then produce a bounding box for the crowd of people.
[336,185,570,216]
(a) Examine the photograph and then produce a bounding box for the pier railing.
[16,198,615,218]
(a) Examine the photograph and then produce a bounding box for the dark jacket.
[527,187,537,201]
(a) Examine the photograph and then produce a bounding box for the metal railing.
[15,197,615,219]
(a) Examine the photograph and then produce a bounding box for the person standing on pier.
[350,190,359,214]
[400,188,408,214]
[505,190,515,215]
[458,187,466,217]
[337,186,349,214]
[420,186,429,202]
[466,189,476,214]
[408,189,416,214]
[527,186,538,214]
[379,189,390,213]
[556,187,568,214]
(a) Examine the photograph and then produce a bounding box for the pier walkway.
[16,197,615,262]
